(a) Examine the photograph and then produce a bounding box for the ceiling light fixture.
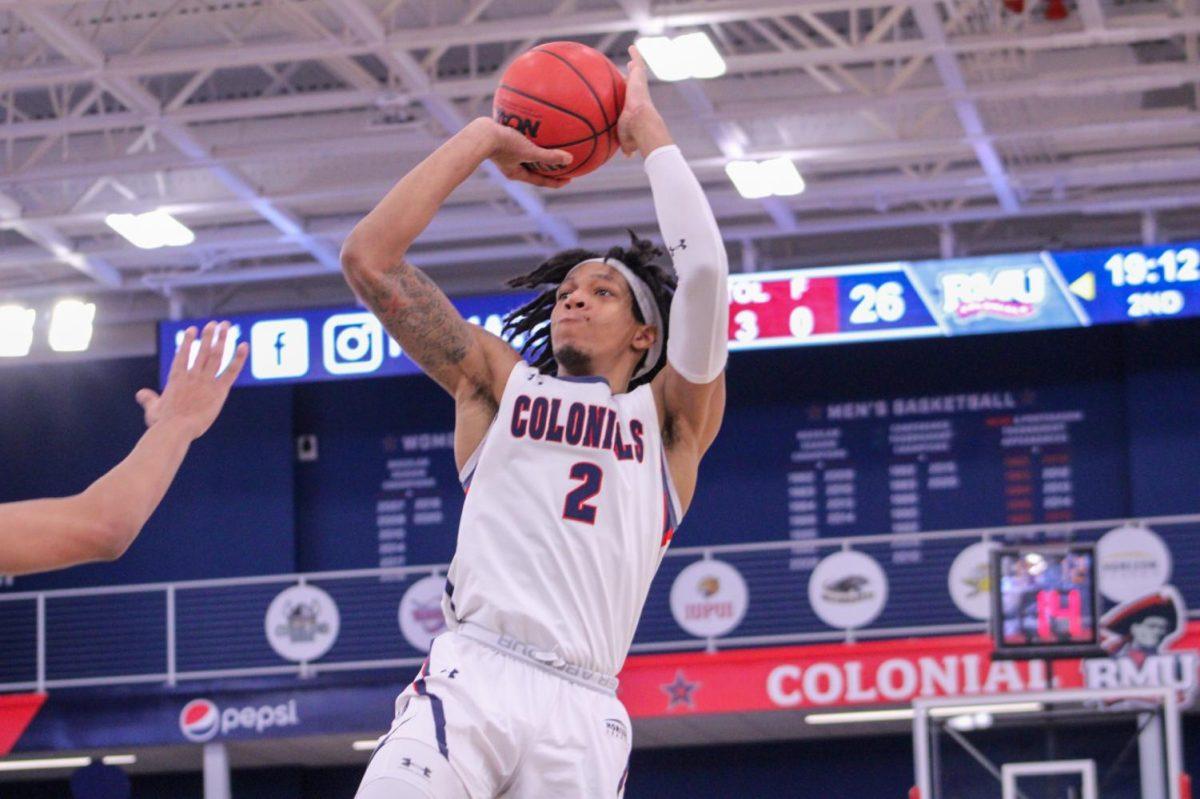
[104,209,195,249]
[48,299,96,353]
[0,305,36,357]
[634,32,726,81]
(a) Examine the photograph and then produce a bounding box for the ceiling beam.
[8,183,1198,301]
[0,191,123,286]
[323,0,580,250]
[912,1,1020,213]
[6,149,1200,278]
[5,6,1200,94]
[15,5,344,273]
[5,52,1200,146]
[671,78,798,232]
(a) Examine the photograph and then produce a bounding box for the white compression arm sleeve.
[644,144,730,384]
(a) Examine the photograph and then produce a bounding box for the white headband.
[570,257,664,380]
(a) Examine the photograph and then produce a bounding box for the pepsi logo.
[180,699,219,742]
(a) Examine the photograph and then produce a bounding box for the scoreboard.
[727,263,941,348]
[1052,242,1200,325]
[725,244,1200,350]
[160,240,1200,388]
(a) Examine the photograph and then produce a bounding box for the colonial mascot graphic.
[1101,589,1183,664]
[1085,586,1197,708]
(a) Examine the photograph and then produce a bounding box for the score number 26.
[732,280,907,342]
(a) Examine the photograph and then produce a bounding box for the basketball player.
[0,322,247,576]
[342,46,727,798]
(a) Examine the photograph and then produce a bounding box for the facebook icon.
[250,319,310,379]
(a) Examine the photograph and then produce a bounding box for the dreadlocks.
[502,230,677,389]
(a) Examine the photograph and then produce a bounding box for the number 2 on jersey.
[563,462,603,524]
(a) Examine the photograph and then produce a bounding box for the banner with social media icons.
[161,238,1200,387]
[157,293,535,388]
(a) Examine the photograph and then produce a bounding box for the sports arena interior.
[2,0,1200,796]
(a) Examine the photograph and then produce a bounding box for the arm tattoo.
[358,260,471,371]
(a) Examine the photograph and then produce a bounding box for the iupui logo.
[179,698,300,743]
[669,560,748,638]
[1081,586,1198,708]
[940,267,1047,321]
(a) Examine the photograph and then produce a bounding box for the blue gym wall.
[0,357,295,590]
[1,316,1198,797]
[3,318,1198,586]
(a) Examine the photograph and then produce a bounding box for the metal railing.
[1,513,1197,693]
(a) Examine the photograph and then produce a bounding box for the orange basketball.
[493,41,626,179]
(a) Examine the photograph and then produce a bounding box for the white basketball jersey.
[442,361,683,675]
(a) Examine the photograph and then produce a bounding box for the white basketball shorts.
[355,626,632,798]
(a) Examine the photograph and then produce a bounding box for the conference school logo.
[822,575,873,604]
[264,584,340,663]
[669,560,748,639]
[1095,524,1173,603]
[399,575,448,653]
[948,542,993,621]
[808,551,888,629]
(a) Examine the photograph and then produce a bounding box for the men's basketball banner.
[618,617,1200,718]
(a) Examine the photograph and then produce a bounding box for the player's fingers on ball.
[534,172,570,189]
[537,148,571,166]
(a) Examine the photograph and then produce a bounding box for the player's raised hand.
[135,321,248,440]
[617,44,665,156]
[480,118,574,188]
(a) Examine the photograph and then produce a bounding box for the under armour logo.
[440,667,459,679]
[667,238,687,255]
[400,757,433,779]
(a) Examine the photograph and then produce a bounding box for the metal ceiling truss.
[0,0,1196,331]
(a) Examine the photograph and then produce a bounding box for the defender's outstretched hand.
[136,321,248,439]
[0,319,249,575]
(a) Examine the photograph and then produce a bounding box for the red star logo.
[660,669,701,711]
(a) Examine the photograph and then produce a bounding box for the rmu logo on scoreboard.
[939,266,1048,321]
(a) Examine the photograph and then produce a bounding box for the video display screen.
[991,544,1103,659]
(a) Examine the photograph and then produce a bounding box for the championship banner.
[618,612,1200,718]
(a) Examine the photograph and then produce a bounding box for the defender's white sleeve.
[644,144,729,384]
